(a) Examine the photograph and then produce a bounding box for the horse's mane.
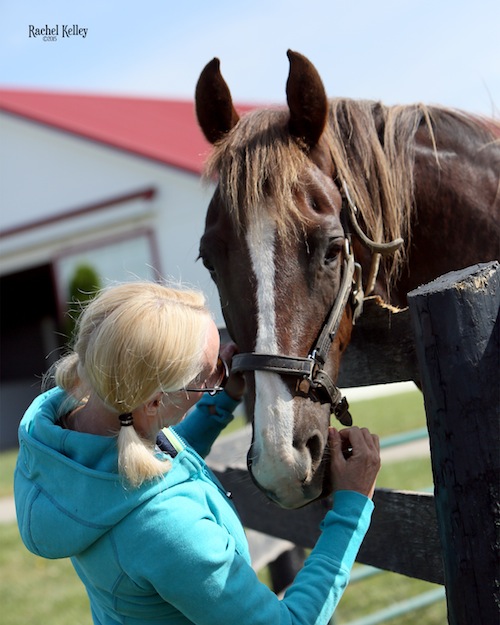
[204,99,499,285]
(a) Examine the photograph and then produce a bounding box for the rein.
[231,186,403,427]
[342,182,404,295]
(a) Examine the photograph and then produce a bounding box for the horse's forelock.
[204,108,311,238]
[203,101,420,273]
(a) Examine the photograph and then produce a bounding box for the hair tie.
[119,412,134,427]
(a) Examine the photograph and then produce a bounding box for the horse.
[195,50,500,509]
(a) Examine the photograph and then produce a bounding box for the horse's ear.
[286,50,328,149]
[195,58,240,144]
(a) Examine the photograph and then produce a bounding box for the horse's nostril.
[306,433,323,466]
[293,432,325,482]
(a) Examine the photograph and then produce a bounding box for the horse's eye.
[324,238,343,264]
[307,195,322,213]
[198,253,216,274]
[204,259,216,274]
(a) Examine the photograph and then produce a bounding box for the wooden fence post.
[408,261,500,625]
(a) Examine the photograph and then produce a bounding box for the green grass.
[0,523,92,625]
[377,455,433,491]
[1,389,446,624]
[0,449,18,497]
[335,567,446,625]
[349,389,435,491]
[347,388,427,437]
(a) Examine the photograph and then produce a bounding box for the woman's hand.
[219,342,245,401]
[328,426,381,499]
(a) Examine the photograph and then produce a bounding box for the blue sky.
[1,0,499,115]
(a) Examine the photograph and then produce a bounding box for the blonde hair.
[54,281,211,487]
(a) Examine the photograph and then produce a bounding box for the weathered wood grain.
[408,261,500,624]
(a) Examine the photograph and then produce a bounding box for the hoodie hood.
[14,387,182,559]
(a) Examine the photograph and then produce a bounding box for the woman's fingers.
[329,426,381,499]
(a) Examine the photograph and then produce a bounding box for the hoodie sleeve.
[125,489,373,625]
[172,391,240,458]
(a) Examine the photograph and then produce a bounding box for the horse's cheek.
[337,310,354,362]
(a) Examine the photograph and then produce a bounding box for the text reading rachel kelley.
[29,25,88,41]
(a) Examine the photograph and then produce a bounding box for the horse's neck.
[391,125,500,304]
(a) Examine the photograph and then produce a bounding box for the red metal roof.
[0,88,256,175]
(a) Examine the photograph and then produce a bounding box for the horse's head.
[196,51,359,508]
[196,51,500,508]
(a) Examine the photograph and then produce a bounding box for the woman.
[14,281,380,625]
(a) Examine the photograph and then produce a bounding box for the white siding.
[0,113,224,324]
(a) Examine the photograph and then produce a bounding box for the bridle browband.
[231,183,404,427]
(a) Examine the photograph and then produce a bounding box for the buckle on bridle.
[293,353,353,426]
[295,352,318,396]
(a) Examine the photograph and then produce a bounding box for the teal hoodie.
[15,386,373,625]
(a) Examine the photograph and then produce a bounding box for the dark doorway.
[0,264,61,449]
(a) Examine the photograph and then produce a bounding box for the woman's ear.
[145,392,163,416]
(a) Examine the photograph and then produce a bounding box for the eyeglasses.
[183,356,229,396]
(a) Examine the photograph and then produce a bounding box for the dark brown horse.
[195,50,500,509]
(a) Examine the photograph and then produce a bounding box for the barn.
[0,88,252,449]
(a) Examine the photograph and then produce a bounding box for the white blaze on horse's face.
[246,212,316,509]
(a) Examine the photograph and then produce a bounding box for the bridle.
[232,235,359,426]
[231,183,404,427]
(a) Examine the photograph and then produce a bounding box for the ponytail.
[117,413,171,487]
